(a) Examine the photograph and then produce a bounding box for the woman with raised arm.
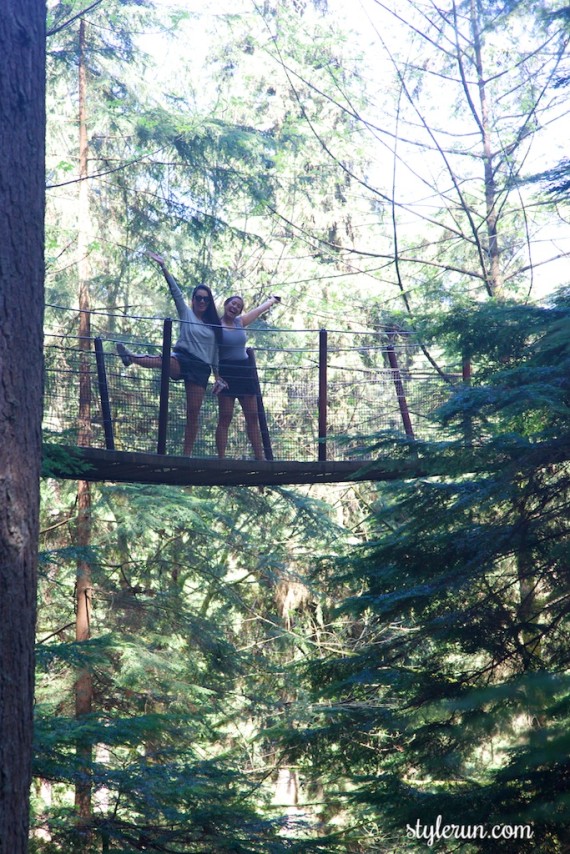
[116,252,227,455]
[215,293,280,460]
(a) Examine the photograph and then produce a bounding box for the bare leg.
[135,355,181,378]
[239,394,264,460]
[216,395,236,458]
[117,344,181,379]
[183,382,205,455]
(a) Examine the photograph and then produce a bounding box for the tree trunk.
[0,2,46,851]
[74,17,94,844]
[74,482,93,835]
[468,0,503,298]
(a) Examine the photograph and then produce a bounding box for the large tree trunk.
[0,2,46,851]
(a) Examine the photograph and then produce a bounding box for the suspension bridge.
[43,306,462,487]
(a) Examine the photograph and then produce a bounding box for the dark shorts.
[172,350,211,388]
[219,359,257,397]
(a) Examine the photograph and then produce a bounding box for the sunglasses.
[193,294,210,304]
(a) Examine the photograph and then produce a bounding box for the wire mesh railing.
[43,306,461,462]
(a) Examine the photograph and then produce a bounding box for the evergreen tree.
[34,475,356,850]
[283,292,570,851]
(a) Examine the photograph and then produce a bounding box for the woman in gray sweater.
[117,252,226,455]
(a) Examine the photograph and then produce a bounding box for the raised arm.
[240,295,281,328]
[147,251,186,317]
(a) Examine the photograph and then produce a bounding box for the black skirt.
[172,349,211,388]
[219,359,257,397]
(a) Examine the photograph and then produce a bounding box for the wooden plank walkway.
[42,444,426,487]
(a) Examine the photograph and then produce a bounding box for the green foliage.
[41,442,93,479]
[280,293,570,851]
[34,474,356,850]
[34,708,293,852]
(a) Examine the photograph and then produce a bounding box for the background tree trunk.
[74,17,94,843]
[0,1,46,851]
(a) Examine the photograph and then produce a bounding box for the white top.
[220,318,248,362]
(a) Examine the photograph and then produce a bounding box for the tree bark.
[0,2,46,851]
[468,0,503,298]
[74,17,94,842]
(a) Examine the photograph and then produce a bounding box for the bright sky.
[134,0,570,299]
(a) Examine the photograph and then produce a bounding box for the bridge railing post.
[247,347,273,461]
[94,337,115,450]
[318,328,328,461]
[157,318,172,455]
[386,329,415,440]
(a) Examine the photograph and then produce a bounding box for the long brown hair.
[192,285,222,343]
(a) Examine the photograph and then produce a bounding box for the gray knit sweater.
[163,268,218,372]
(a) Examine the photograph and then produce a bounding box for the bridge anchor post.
[157,318,172,455]
[248,347,273,461]
[94,337,114,450]
[318,329,328,461]
[386,330,415,440]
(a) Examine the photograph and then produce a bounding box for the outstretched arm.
[147,251,186,317]
[147,250,166,267]
[240,295,281,328]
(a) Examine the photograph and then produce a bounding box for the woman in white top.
[116,252,227,455]
[216,293,280,460]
